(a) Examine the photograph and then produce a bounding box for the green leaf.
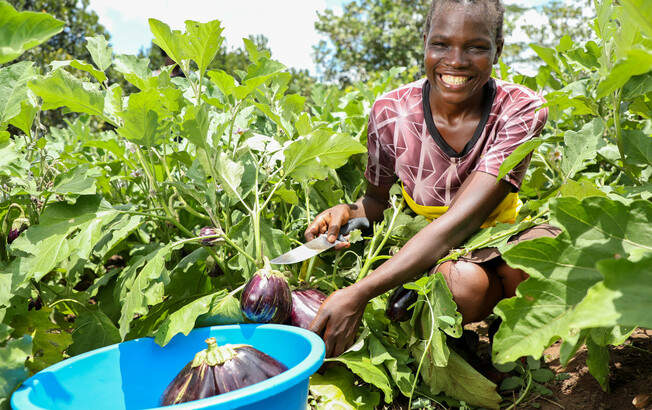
[559,178,608,199]
[411,344,501,409]
[182,103,211,149]
[149,19,186,64]
[530,44,563,77]
[0,140,29,179]
[572,254,652,329]
[214,151,245,202]
[494,197,652,363]
[117,241,185,338]
[622,129,652,167]
[0,2,64,64]
[252,101,291,137]
[9,99,38,138]
[243,37,267,64]
[552,197,652,255]
[117,88,172,147]
[619,0,652,39]
[543,92,599,116]
[561,118,605,179]
[0,61,35,125]
[9,195,119,284]
[368,333,414,397]
[10,307,72,373]
[232,58,286,100]
[182,20,224,77]
[0,335,32,407]
[85,35,113,72]
[51,164,99,196]
[497,138,544,180]
[565,41,601,71]
[585,337,610,392]
[195,291,244,328]
[283,129,366,182]
[309,366,381,410]
[28,69,106,119]
[333,348,394,403]
[153,293,215,346]
[207,69,237,97]
[51,60,107,85]
[597,48,652,98]
[622,73,652,100]
[113,54,155,91]
[67,308,120,356]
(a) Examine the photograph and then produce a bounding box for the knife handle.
[338,217,371,241]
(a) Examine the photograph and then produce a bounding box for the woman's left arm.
[310,171,513,357]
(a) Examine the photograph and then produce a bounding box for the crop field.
[0,0,651,408]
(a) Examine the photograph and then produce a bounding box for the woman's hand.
[304,204,353,251]
[308,284,369,358]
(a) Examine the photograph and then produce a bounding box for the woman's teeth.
[441,75,469,85]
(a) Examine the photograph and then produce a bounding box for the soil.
[470,322,652,410]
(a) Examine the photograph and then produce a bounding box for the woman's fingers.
[305,205,352,243]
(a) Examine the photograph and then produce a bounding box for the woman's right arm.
[304,182,391,250]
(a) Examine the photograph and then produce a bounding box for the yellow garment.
[402,186,522,228]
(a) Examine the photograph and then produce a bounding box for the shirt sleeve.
[364,100,399,187]
[475,91,548,190]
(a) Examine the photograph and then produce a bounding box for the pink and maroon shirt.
[365,77,548,207]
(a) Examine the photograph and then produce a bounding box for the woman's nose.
[445,47,468,67]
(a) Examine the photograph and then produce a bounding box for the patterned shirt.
[365,77,548,207]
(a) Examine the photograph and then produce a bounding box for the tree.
[313,0,429,85]
[502,0,596,71]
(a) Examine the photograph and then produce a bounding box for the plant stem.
[356,199,403,281]
[610,90,641,185]
[205,246,237,289]
[409,281,437,409]
[505,370,533,410]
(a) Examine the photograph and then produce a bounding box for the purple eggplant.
[289,289,327,329]
[7,217,29,244]
[240,258,292,324]
[160,337,288,406]
[199,226,225,246]
[385,285,418,322]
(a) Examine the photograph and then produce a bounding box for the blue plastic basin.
[11,324,325,410]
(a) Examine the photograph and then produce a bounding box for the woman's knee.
[434,260,502,324]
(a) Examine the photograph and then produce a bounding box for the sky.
[87,0,554,75]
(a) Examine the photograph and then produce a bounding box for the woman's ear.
[493,39,504,65]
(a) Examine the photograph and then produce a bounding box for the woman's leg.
[493,259,529,298]
[436,260,503,325]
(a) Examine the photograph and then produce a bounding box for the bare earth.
[470,323,652,410]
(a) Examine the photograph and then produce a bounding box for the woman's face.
[423,1,503,107]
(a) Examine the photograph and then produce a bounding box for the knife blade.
[270,217,370,265]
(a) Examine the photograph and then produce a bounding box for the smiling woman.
[304,0,560,362]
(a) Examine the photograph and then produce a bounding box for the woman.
[305,0,559,359]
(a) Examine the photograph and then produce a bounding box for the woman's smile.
[439,74,472,87]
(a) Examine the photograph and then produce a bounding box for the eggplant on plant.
[240,257,292,324]
[289,288,327,329]
[385,285,418,322]
[160,337,288,406]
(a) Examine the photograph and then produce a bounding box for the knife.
[270,217,370,265]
